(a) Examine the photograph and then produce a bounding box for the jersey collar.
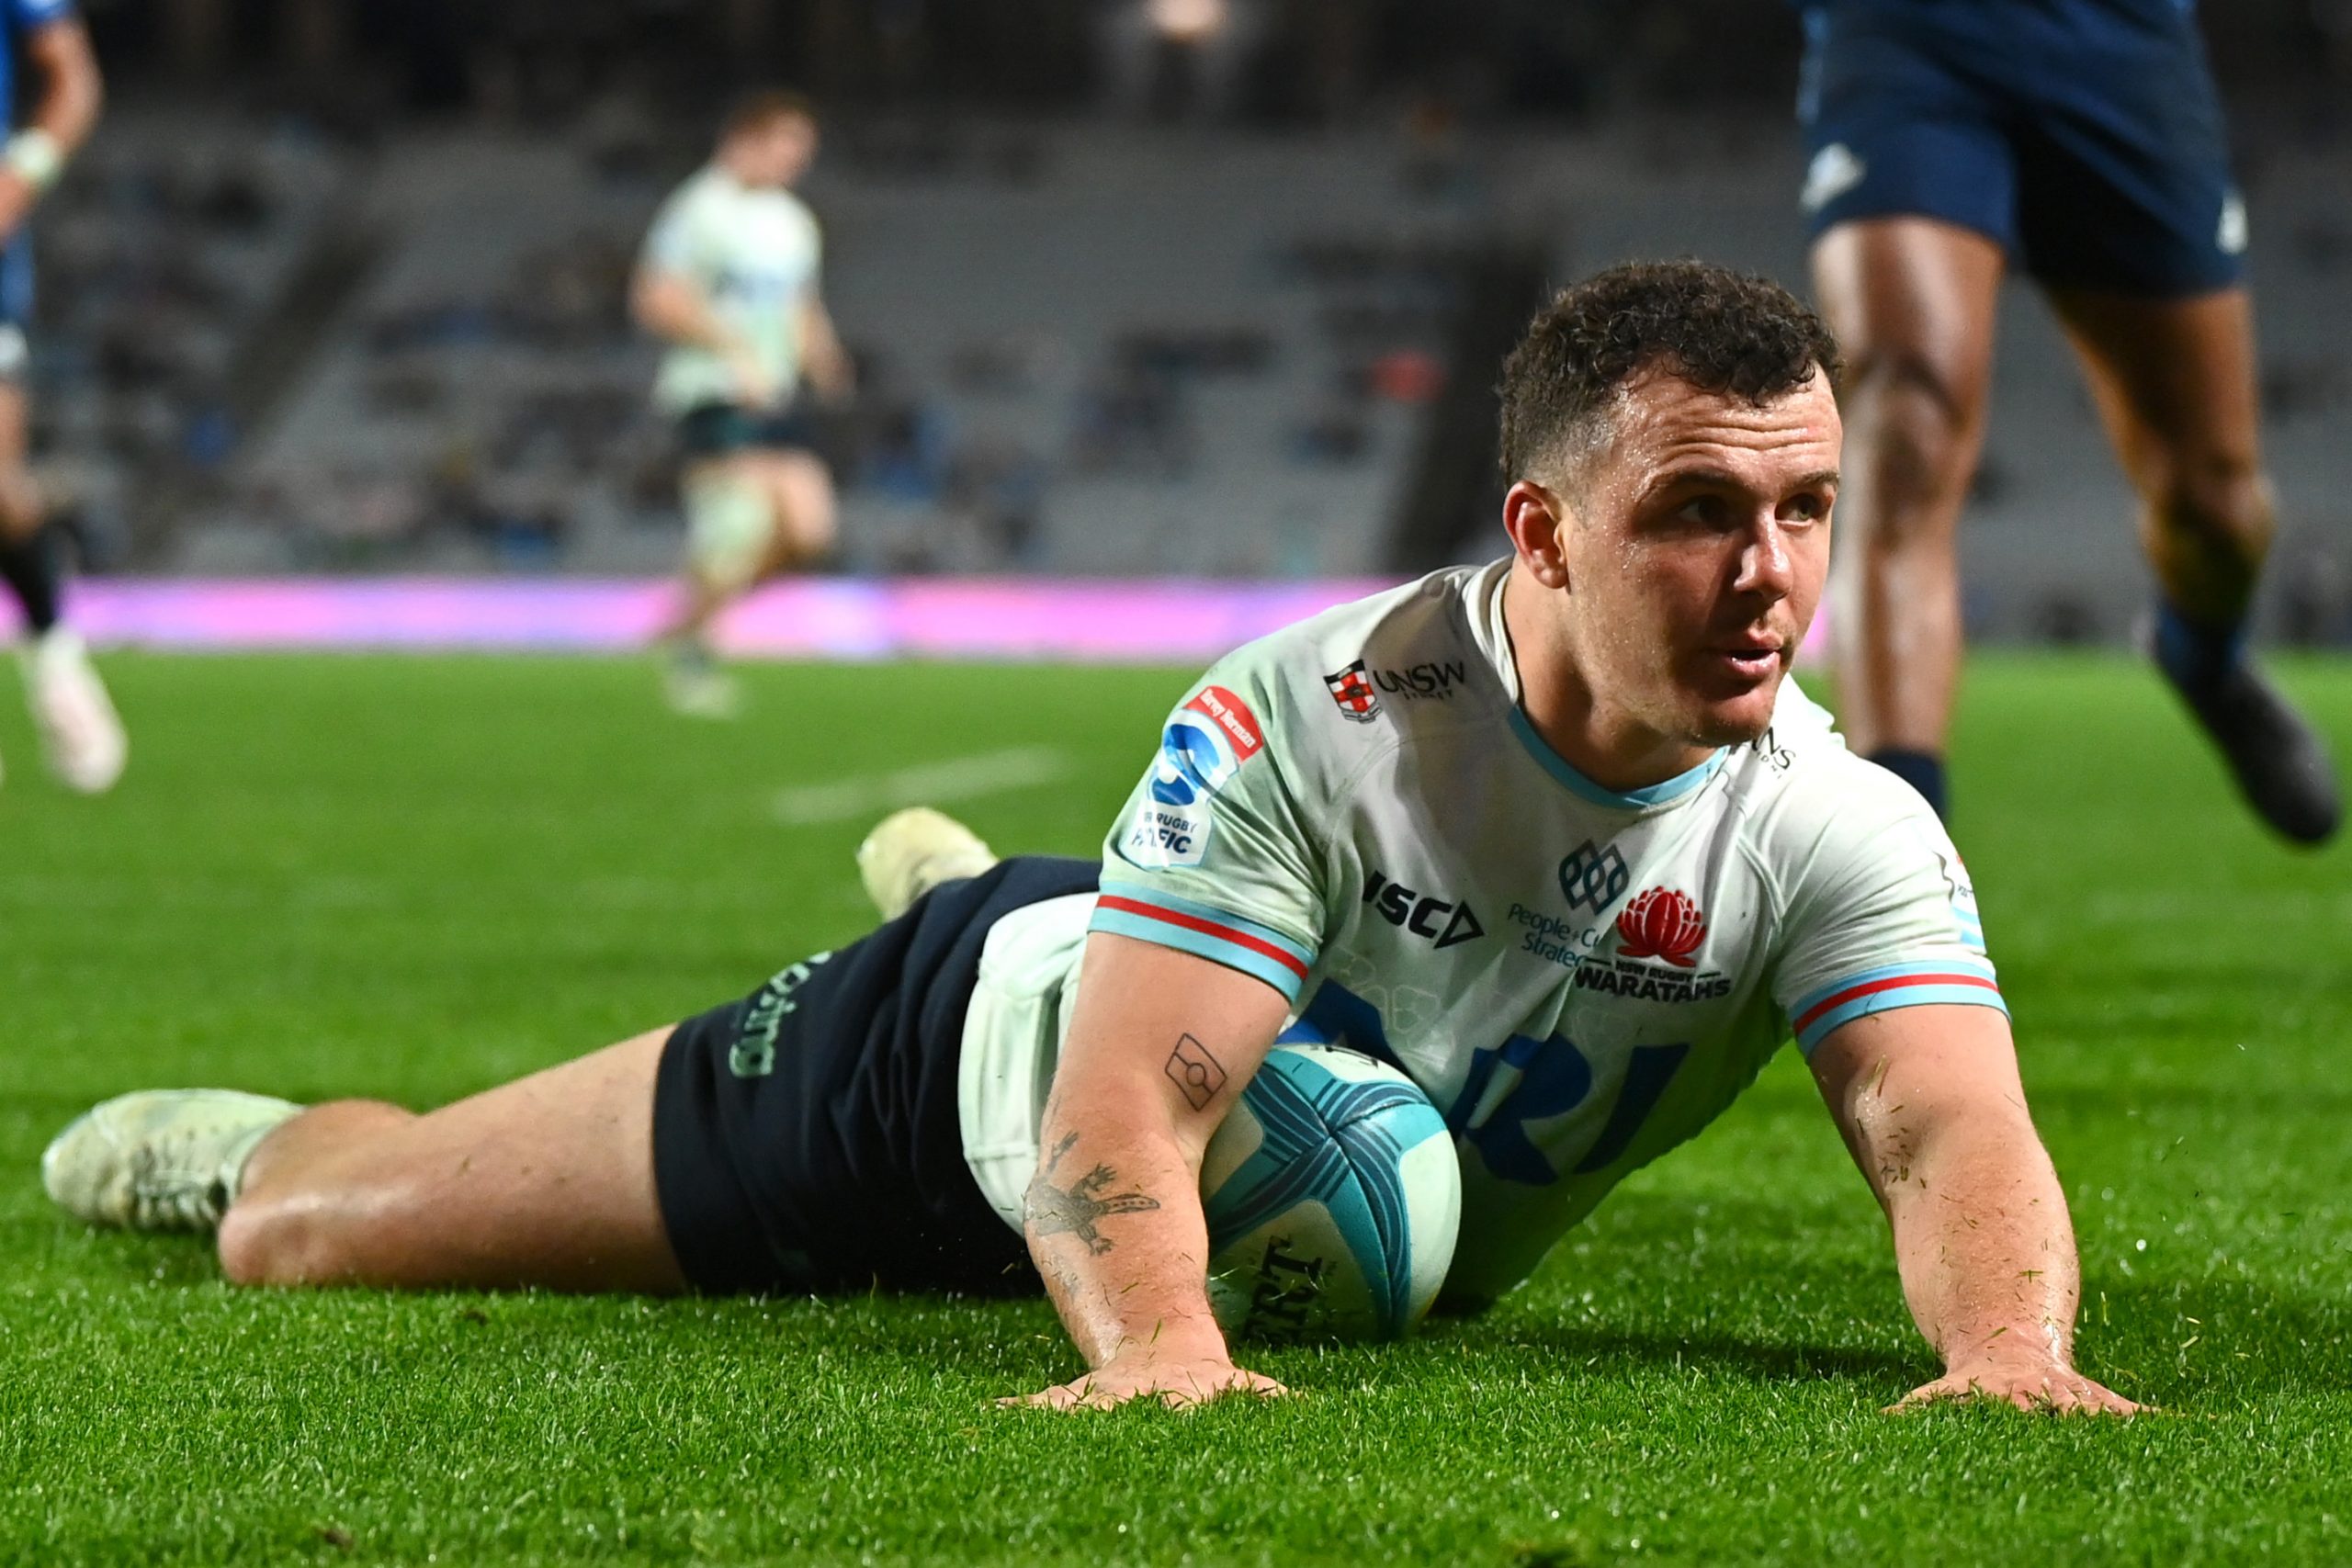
[1471,558,1725,811]
[1506,705,1724,810]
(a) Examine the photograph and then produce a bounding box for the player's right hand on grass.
[1001,1354,1289,1413]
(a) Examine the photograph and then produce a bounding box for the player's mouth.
[1703,635,1785,684]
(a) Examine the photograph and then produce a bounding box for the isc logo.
[1363,869,1485,949]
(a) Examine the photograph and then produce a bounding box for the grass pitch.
[3,651,2348,1565]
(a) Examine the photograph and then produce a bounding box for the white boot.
[42,1089,302,1233]
[23,628,126,794]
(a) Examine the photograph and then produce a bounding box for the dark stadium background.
[26,0,2352,650]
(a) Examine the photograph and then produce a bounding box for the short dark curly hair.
[1498,260,1841,485]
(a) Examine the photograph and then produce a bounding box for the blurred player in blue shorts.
[630,92,854,718]
[1797,0,2338,840]
[0,0,116,792]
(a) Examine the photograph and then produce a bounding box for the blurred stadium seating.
[23,1,2352,643]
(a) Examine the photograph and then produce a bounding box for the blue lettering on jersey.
[711,265,799,302]
[1279,980,1690,1187]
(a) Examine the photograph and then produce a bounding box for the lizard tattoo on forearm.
[1023,1131,1161,1256]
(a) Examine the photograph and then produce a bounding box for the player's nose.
[1731,516,1796,603]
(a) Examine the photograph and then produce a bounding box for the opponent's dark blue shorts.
[1796,1,2245,296]
[0,233,33,378]
[651,856,1099,1297]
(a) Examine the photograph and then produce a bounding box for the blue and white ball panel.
[1200,1043,1460,1342]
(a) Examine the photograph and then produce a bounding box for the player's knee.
[1843,350,1978,517]
[0,469,41,537]
[684,466,775,588]
[217,1196,347,1287]
[2154,449,2272,560]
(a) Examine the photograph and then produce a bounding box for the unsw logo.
[1325,660,1379,723]
[1363,869,1485,949]
[1324,658,1471,724]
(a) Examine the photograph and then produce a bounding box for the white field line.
[771,746,1073,827]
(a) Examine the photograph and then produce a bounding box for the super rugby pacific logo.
[1149,685,1265,806]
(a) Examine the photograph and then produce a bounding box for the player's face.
[734,116,818,187]
[1558,368,1840,748]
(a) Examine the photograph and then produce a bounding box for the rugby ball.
[1200,1043,1462,1342]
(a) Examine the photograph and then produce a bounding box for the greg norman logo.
[1363,869,1486,949]
[1557,840,1630,914]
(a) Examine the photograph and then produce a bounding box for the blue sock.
[1867,748,1948,819]
[2153,596,2247,689]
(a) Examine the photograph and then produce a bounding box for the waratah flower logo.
[1615,887,1706,968]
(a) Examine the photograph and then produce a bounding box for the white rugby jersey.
[957,559,2002,1305]
[639,166,822,414]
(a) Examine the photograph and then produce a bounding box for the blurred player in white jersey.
[0,0,118,791]
[630,92,853,718]
[44,263,2133,1418]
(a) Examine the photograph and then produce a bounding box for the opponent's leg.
[1811,218,2006,818]
[2047,285,2340,841]
[658,455,774,718]
[0,379,124,792]
[45,1030,688,1292]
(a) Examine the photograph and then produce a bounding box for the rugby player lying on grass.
[42,262,2135,1416]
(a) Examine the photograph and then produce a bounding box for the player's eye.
[1675,493,1731,527]
[1782,492,1829,524]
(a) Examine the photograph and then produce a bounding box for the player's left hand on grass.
[1891,1359,2142,1416]
[1001,1355,1290,1413]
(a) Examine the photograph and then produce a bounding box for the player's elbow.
[627,276,662,333]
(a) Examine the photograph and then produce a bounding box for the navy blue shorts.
[650,855,1100,1297]
[1796,3,2245,296]
[675,400,823,460]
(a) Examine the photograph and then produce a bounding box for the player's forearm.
[631,274,741,357]
[25,22,101,157]
[800,301,852,399]
[1887,1111,2083,1371]
[32,49,100,154]
[1023,1106,1227,1370]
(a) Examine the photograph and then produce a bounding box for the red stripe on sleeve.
[1793,971,2001,1036]
[1095,894,1310,979]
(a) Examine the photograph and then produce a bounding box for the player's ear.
[1503,480,1572,590]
